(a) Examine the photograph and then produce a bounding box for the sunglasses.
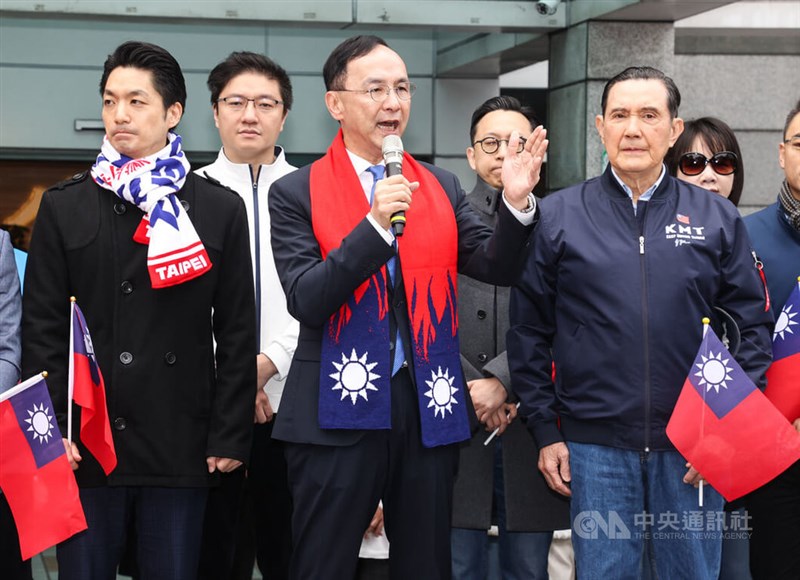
[678,151,738,176]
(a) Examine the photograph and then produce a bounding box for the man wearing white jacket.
[198,51,298,580]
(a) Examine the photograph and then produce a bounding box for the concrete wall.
[0,14,488,173]
[673,54,800,215]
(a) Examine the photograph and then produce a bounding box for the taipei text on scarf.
[91,132,212,288]
[310,130,470,448]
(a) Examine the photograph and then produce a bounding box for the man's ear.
[595,114,605,144]
[466,147,477,172]
[166,102,183,130]
[669,117,685,147]
[325,91,344,122]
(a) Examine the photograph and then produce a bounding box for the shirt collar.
[611,164,666,208]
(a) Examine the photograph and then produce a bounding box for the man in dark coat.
[268,35,547,580]
[745,98,800,580]
[451,96,570,579]
[21,41,256,579]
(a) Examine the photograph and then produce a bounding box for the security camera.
[536,0,560,16]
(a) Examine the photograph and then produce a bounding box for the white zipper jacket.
[199,147,298,412]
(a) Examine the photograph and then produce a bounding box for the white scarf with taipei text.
[91,132,212,288]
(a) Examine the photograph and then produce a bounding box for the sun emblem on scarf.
[774,303,798,341]
[25,403,56,444]
[694,351,734,394]
[330,349,381,404]
[425,367,459,418]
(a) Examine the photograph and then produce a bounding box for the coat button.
[113,417,127,431]
[164,352,177,365]
[120,280,134,295]
[478,353,488,363]
[113,203,127,215]
[180,199,190,212]
[477,309,487,320]
[119,352,133,365]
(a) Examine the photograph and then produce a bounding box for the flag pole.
[484,402,521,446]
[67,297,76,444]
[698,317,711,507]
[0,371,48,403]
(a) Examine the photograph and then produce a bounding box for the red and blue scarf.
[310,131,469,447]
[91,132,211,288]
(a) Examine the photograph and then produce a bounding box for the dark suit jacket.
[452,179,570,532]
[269,161,533,447]
[21,172,256,487]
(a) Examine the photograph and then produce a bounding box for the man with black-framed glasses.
[268,35,548,580]
[197,51,298,580]
[745,98,800,580]
[451,95,570,580]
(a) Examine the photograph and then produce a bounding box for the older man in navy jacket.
[508,67,773,579]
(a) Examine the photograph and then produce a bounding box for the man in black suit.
[268,35,547,580]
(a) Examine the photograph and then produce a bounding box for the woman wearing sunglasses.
[668,116,752,580]
[666,117,744,207]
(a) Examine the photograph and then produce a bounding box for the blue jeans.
[568,442,724,580]
[57,486,208,580]
[451,441,552,580]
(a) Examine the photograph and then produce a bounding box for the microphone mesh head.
[382,135,404,165]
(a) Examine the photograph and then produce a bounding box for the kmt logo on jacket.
[665,213,706,247]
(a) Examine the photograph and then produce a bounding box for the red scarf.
[310,131,469,447]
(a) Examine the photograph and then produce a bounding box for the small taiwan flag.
[0,374,87,559]
[667,321,800,501]
[70,299,117,474]
[765,277,800,422]
[677,213,690,224]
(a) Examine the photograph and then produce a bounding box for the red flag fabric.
[71,301,117,474]
[765,279,800,422]
[667,327,800,501]
[0,375,87,560]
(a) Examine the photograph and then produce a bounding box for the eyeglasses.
[473,136,527,155]
[334,83,416,102]
[678,151,738,177]
[784,137,800,149]
[216,96,283,113]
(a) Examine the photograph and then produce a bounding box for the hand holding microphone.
[375,135,416,236]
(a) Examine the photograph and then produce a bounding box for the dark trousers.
[199,420,293,580]
[0,492,32,580]
[198,467,247,580]
[284,368,459,580]
[57,486,207,580]
[748,459,800,579]
[249,421,293,579]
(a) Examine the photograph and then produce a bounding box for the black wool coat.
[22,172,257,487]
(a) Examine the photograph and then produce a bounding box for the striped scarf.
[779,179,800,231]
[91,132,212,288]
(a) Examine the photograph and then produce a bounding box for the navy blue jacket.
[508,167,773,452]
[745,200,800,312]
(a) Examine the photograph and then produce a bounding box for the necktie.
[367,164,384,206]
[366,165,405,375]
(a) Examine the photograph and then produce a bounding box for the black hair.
[784,99,800,140]
[665,117,745,207]
[207,51,293,111]
[601,66,681,119]
[100,41,186,112]
[469,95,538,143]
[323,35,389,91]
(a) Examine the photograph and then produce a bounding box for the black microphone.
[382,135,406,236]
